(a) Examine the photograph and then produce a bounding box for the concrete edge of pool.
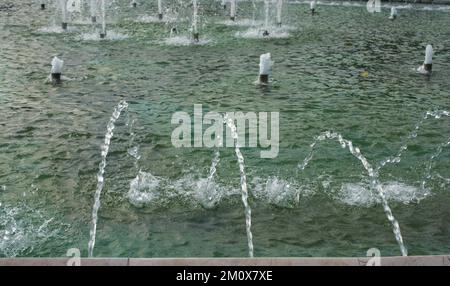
[0,256,449,266]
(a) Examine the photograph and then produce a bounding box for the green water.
[1,0,450,258]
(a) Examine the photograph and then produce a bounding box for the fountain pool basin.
[1,0,450,258]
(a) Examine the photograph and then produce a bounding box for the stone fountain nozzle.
[310,0,317,15]
[389,7,398,20]
[158,13,163,20]
[62,22,68,30]
[262,30,269,37]
[41,3,45,10]
[100,31,107,39]
[132,1,137,8]
[193,32,199,43]
[417,45,433,75]
[259,53,272,85]
[50,56,64,85]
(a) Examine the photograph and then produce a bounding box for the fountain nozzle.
[262,30,269,37]
[132,1,137,8]
[259,53,272,85]
[158,13,163,20]
[51,73,62,85]
[91,16,96,23]
[389,7,398,20]
[100,32,107,39]
[417,44,433,75]
[41,3,45,10]
[193,32,200,43]
[230,16,235,21]
[310,0,317,15]
[50,56,64,85]
[62,22,67,30]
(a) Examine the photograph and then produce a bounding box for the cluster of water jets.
[86,98,449,257]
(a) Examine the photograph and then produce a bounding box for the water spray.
[389,7,397,20]
[230,0,236,21]
[310,0,317,15]
[158,0,163,20]
[100,0,106,39]
[417,44,433,75]
[263,0,270,37]
[259,53,272,85]
[50,56,64,85]
[192,0,199,42]
[60,0,68,30]
[276,0,282,27]
[90,0,97,23]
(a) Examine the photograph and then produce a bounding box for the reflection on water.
[0,0,450,257]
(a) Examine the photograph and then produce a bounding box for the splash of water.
[264,0,270,29]
[276,0,283,25]
[192,0,198,36]
[225,115,254,257]
[101,0,106,35]
[158,0,163,16]
[299,131,408,256]
[88,100,128,257]
[421,137,450,191]
[60,0,68,23]
[377,110,450,171]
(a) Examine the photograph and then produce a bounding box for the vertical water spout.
[158,0,163,20]
[259,53,272,85]
[90,0,97,23]
[225,116,254,258]
[276,0,282,26]
[230,0,236,21]
[192,0,199,42]
[100,0,106,38]
[60,0,68,30]
[88,101,128,257]
[417,45,433,75]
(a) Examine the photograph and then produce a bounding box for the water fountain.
[389,7,397,20]
[59,0,68,30]
[192,0,199,42]
[230,0,236,21]
[263,0,270,36]
[99,0,106,38]
[49,56,64,85]
[88,100,129,257]
[90,0,97,23]
[225,116,254,258]
[310,0,317,15]
[259,53,272,85]
[276,0,282,26]
[299,131,408,256]
[158,0,163,20]
[417,44,433,75]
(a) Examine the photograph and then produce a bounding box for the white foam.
[127,171,239,208]
[216,19,264,27]
[38,25,79,34]
[0,204,60,257]
[79,31,129,41]
[235,27,290,39]
[162,35,212,46]
[337,182,430,207]
[252,177,312,207]
[135,14,177,23]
